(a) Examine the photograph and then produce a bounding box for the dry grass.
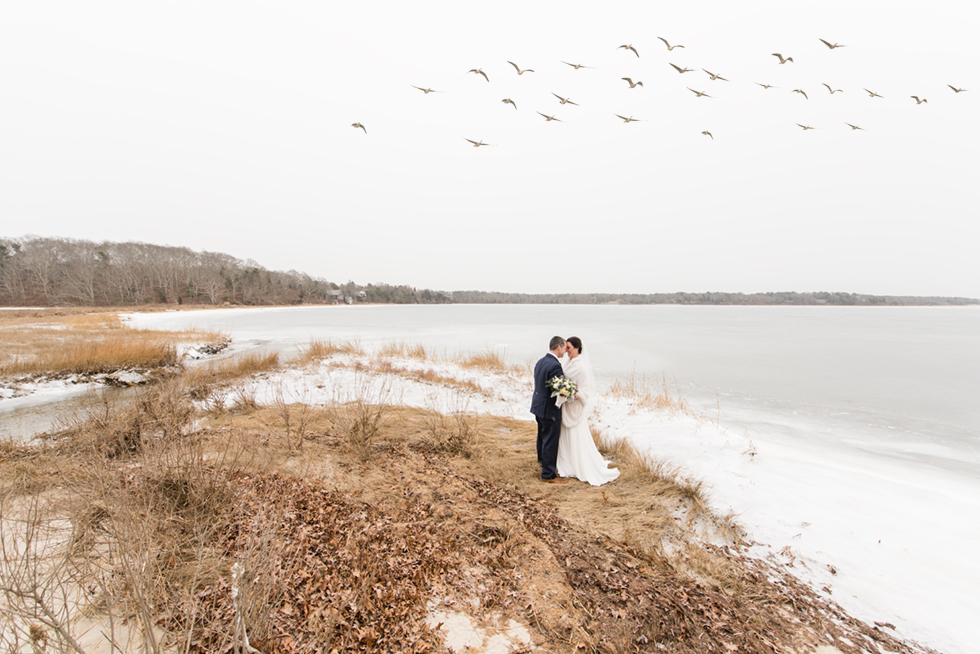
[0,310,227,378]
[296,338,364,364]
[183,351,280,400]
[12,337,180,377]
[591,427,706,509]
[371,360,485,395]
[456,348,508,371]
[608,372,693,415]
[376,341,428,360]
[421,390,481,457]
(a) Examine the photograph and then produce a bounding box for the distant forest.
[0,236,451,306]
[1,236,976,307]
[448,290,980,306]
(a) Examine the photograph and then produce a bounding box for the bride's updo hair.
[566,336,583,353]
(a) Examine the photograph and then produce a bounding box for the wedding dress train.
[556,353,619,486]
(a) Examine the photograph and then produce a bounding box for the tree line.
[0,236,451,307]
[2,236,974,307]
[448,290,979,305]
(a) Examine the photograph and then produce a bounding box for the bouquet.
[546,375,578,407]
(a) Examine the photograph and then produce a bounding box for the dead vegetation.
[608,372,693,416]
[0,367,938,654]
[183,351,280,400]
[376,341,428,360]
[457,348,509,371]
[0,310,227,378]
[296,338,365,364]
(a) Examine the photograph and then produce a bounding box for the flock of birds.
[350,37,968,145]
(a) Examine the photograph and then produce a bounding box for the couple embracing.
[530,336,620,486]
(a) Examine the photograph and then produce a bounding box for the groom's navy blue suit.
[531,352,564,479]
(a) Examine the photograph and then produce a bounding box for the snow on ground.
[0,377,103,405]
[4,317,974,653]
[222,349,973,654]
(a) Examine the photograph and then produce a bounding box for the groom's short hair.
[549,336,566,351]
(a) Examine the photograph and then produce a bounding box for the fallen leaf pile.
[177,471,466,653]
[162,441,936,653]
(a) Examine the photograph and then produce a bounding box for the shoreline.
[1,307,974,653]
[0,343,938,654]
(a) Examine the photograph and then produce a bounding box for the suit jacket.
[530,352,564,420]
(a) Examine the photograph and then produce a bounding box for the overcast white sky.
[2,1,978,297]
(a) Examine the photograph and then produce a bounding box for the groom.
[531,336,568,484]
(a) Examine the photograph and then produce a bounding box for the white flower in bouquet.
[546,375,578,407]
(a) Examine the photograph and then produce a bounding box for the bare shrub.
[271,379,313,451]
[422,390,480,457]
[328,373,395,461]
[57,380,193,459]
[0,495,88,654]
[64,406,250,654]
[229,386,260,414]
[224,504,288,654]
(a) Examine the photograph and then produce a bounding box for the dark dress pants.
[536,415,562,479]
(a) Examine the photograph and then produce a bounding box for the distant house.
[327,290,344,304]
[356,290,367,300]
[344,296,353,305]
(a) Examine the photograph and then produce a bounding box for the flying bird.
[948,85,967,93]
[756,82,776,89]
[351,122,366,134]
[618,44,640,57]
[657,37,684,51]
[772,53,794,64]
[670,63,696,74]
[910,96,928,104]
[702,69,729,81]
[507,61,534,75]
[614,114,643,123]
[793,88,808,99]
[501,98,518,110]
[467,68,490,82]
[552,93,579,105]
[465,139,493,147]
[822,83,843,94]
[702,131,713,139]
[687,87,713,98]
[562,61,593,70]
[819,39,846,49]
[796,124,816,130]
[864,88,884,98]
[537,112,563,122]
[621,77,643,88]
[411,86,442,94]
[845,123,865,130]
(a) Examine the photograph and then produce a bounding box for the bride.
[556,337,620,486]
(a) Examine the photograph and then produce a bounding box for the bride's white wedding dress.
[556,353,620,486]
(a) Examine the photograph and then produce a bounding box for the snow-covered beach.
[3,305,978,654]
